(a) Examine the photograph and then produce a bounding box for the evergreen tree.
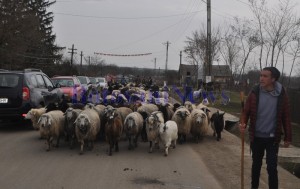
[0,0,63,70]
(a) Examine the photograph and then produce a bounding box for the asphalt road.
[0,125,222,189]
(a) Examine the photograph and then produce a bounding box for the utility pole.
[207,0,212,80]
[163,41,170,72]
[80,51,83,75]
[179,51,182,65]
[154,58,156,70]
[68,44,77,66]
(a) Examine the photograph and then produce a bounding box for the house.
[179,63,232,88]
[178,64,198,87]
[211,65,232,84]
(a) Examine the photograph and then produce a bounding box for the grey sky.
[50,0,299,73]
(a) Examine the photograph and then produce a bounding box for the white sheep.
[190,109,209,143]
[136,103,159,142]
[146,111,164,153]
[159,120,178,156]
[196,103,211,127]
[123,112,143,150]
[171,106,191,144]
[64,107,82,149]
[37,110,65,151]
[25,107,46,130]
[75,109,101,154]
[184,101,196,113]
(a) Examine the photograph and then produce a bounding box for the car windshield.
[52,78,74,87]
[0,74,20,88]
[77,76,88,84]
[99,78,105,82]
[89,77,96,84]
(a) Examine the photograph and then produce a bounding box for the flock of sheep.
[25,88,226,157]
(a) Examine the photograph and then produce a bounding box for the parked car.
[0,68,63,126]
[51,76,83,103]
[77,76,92,91]
[88,77,100,88]
[97,77,108,88]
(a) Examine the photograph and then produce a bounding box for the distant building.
[211,65,232,84]
[178,64,198,86]
[179,63,232,87]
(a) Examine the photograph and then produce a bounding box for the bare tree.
[184,24,221,78]
[264,0,299,66]
[219,26,240,80]
[287,37,300,87]
[249,0,267,70]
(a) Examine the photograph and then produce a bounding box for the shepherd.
[239,67,292,189]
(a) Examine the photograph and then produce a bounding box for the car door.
[42,75,63,105]
[30,74,48,107]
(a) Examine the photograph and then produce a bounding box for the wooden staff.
[240,91,245,189]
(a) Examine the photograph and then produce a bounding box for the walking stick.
[240,91,245,189]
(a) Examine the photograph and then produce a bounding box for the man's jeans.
[251,137,279,189]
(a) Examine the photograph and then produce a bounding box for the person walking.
[239,67,292,189]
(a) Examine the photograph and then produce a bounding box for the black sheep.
[210,111,225,141]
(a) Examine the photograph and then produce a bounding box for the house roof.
[211,65,231,77]
[179,64,198,75]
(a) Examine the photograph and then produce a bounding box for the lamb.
[74,109,101,154]
[136,103,159,142]
[25,107,46,130]
[158,120,178,156]
[64,107,82,149]
[105,108,123,156]
[210,110,225,141]
[123,112,143,150]
[145,111,164,153]
[171,106,191,144]
[190,109,209,143]
[37,110,65,151]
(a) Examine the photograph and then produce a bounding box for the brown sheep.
[105,109,123,156]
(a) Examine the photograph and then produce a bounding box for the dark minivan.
[0,68,63,126]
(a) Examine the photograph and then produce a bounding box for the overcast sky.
[50,0,299,73]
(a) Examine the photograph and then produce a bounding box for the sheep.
[145,111,164,153]
[136,103,159,142]
[74,109,101,154]
[193,88,202,101]
[157,103,174,122]
[64,107,82,149]
[210,110,225,141]
[171,106,191,144]
[37,110,65,151]
[115,93,128,107]
[116,107,133,123]
[190,109,209,143]
[196,103,211,127]
[25,107,46,130]
[123,112,143,150]
[159,120,178,156]
[184,101,196,113]
[105,108,123,156]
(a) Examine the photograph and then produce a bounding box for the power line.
[53,11,202,20]
[105,10,205,52]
